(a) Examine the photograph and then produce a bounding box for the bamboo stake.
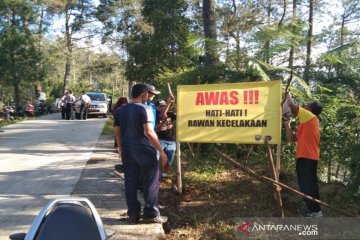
[275,144,281,183]
[187,142,196,159]
[214,148,355,217]
[175,142,182,194]
[265,140,284,218]
[167,83,173,95]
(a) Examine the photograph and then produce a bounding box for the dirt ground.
[158,155,359,240]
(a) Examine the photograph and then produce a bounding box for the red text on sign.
[195,91,239,105]
[243,90,259,104]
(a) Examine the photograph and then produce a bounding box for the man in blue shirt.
[114,83,168,224]
[145,84,160,129]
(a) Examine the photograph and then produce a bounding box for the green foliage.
[124,0,197,84]
[0,0,44,105]
[348,144,360,201]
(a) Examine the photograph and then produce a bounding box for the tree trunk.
[263,0,272,64]
[195,143,201,158]
[203,0,218,66]
[14,83,20,108]
[289,0,297,69]
[327,159,331,183]
[63,8,72,93]
[63,57,71,93]
[304,0,314,83]
[335,163,341,179]
[278,0,287,26]
[128,81,134,99]
[34,6,45,83]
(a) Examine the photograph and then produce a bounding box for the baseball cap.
[155,100,166,107]
[146,84,160,95]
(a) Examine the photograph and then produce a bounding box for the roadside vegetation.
[159,145,360,239]
[102,116,115,135]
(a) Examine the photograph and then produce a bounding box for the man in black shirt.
[114,84,168,224]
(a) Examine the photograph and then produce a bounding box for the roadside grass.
[102,116,114,135]
[0,116,34,127]
[159,152,279,239]
[159,149,360,239]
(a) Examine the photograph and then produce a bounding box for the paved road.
[0,114,107,238]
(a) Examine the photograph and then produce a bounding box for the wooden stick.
[214,148,355,217]
[176,142,182,194]
[187,142,196,159]
[275,144,281,184]
[167,83,173,95]
[282,69,293,105]
[265,140,284,218]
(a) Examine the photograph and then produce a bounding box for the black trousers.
[61,106,66,119]
[296,158,321,212]
[65,103,72,120]
[122,145,160,219]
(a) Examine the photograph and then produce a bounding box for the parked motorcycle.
[25,104,34,116]
[34,101,46,116]
[9,197,114,240]
[2,106,15,121]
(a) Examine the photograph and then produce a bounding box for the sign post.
[175,142,182,194]
[175,81,283,212]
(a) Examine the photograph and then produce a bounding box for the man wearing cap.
[114,83,168,224]
[145,84,160,129]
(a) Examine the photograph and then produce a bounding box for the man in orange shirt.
[284,93,323,217]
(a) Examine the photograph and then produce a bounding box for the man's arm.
[164,94,175,114]
[284,92,298,142]
[286,92,299,114]
[284,120,297,142]
[144,122,168,166]
[155,116,167,132]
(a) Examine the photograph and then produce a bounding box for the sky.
[47,0,346,58]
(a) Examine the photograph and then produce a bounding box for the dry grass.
[159,152,359,239]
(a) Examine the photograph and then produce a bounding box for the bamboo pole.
[275,144,281,182]
[265,140,284,218]
[187,143,196,159]
[214,148,355,217]
[175,142,182,194]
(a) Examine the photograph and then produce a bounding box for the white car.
[75,92,108,118]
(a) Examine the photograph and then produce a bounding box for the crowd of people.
[112,83,325,225]
[113,83,176,224]
[57,90,92,120]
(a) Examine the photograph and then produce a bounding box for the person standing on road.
[114,84,168,224]
[145,84,160,129]
[113,97,128,173]
[112,97,128,152]
[65,90,76,120]
[80,91,91,120]
[284,93,323,217]
[108,96,113,114]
